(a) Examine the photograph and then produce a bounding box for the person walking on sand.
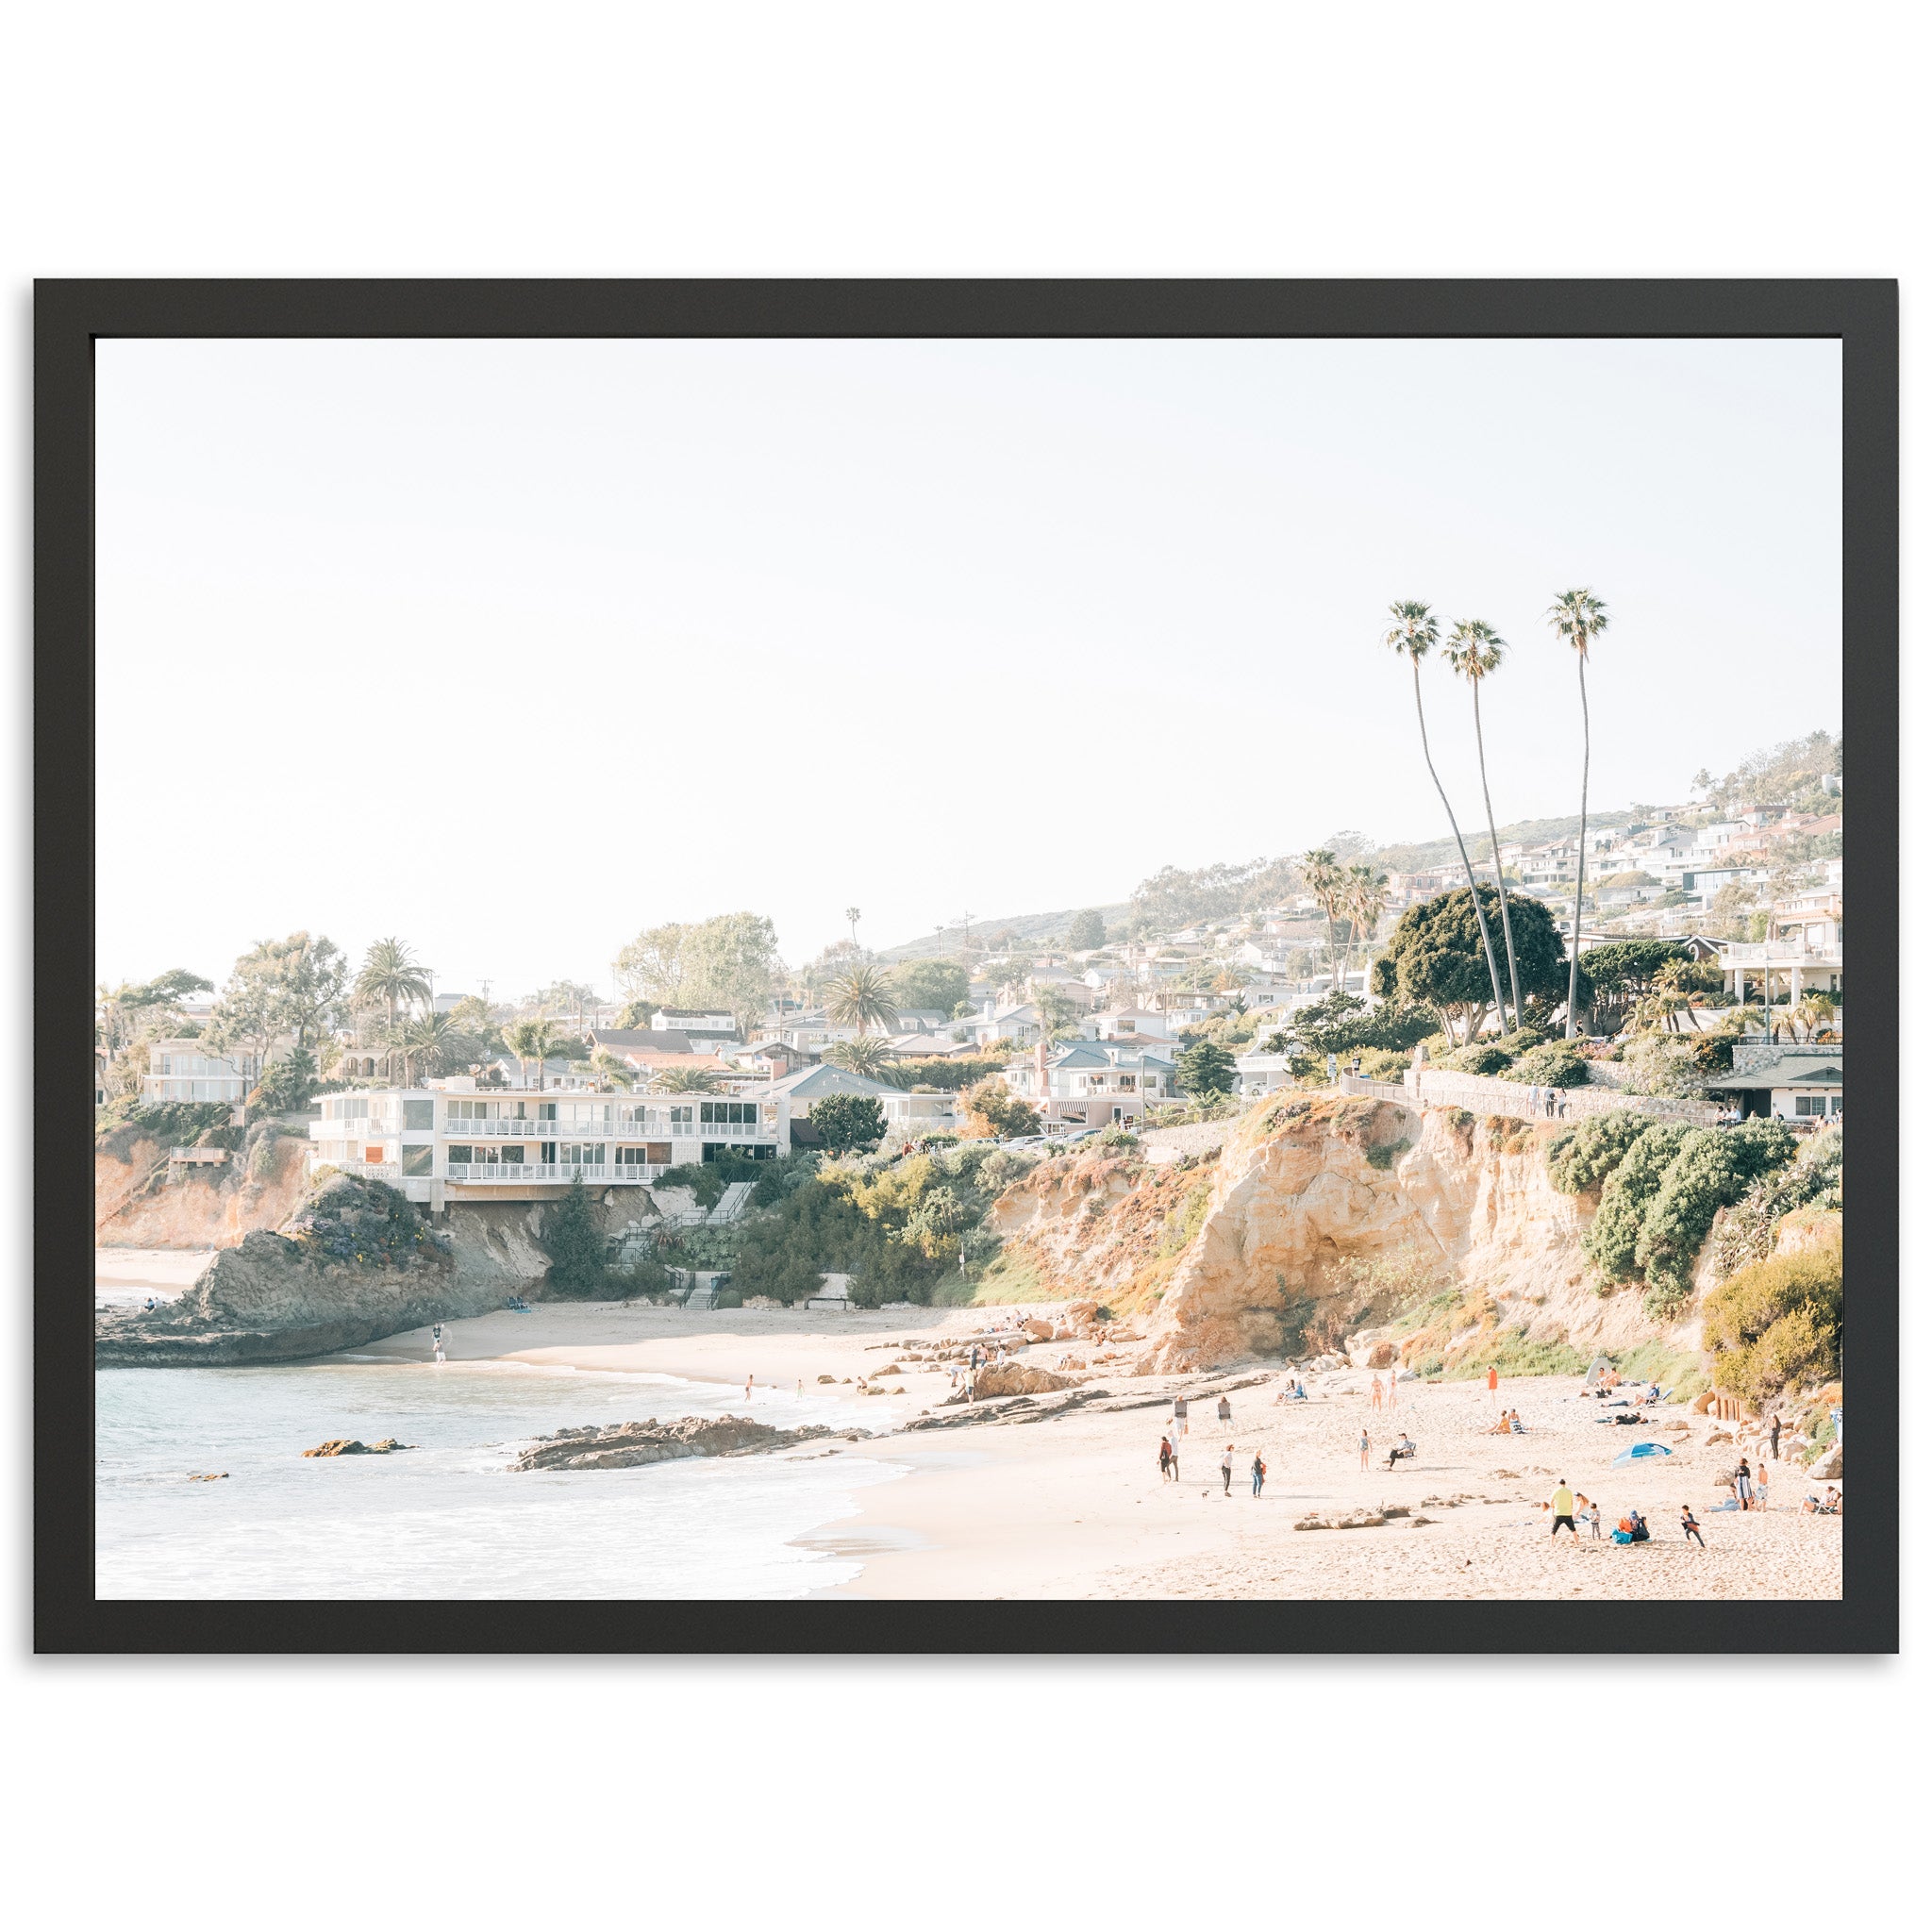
[1388,1370,1398,1411]
[1216,1393,1232,1426]
[1681,1504,1705,1547]
[1221,1446,1234,1496]
[1549,1478,1579,1539]
[1370,1374,1384,1411]
[1174,1394,1189,1438]
[1358,1428,1372,1472]
[1252,1451,1266,1497]
[1770,1412,1782,1461]
[1158,1435,1174,1482]
[1487,1362,1500,1408]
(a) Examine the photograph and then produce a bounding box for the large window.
[698,1101,758,1126]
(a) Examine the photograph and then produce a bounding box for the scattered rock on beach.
[512,1414,838,1473]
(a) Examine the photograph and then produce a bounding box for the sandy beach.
[346,1303,1841,1602]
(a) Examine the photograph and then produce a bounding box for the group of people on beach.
[1157,1434,1267,1497]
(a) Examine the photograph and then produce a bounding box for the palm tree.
[824,1035,892,1076]
[844,906,861,947]
[1794,991,1837,1041]
[503,1016,569,1091]
[824,962,898,1037]
[1445,618,1524,1031]
[652,1064,719,1094]
[1382,600,1507,1037]
[1299,849,1346,995]
[1547,588,1610,1038]
[355,937,432,1079]
[589,1047,636,1091]
[1339,865,1388,995]
[394,1010,468,1084]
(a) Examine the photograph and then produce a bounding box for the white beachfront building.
[308,1074,791,1208]
[142,1039,255,1108]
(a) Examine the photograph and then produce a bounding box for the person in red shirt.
[1487,1363,1500,1407]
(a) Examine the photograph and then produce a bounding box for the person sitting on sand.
[1627,1510,1650,1543]
[1293,1380,1307,1401]
[1508,1409,1527,1434]
[1385,1433,1415,1470]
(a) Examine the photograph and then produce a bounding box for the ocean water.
[95,1360,904,1599]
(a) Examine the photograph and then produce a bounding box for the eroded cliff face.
[95,1131,310,1248]
[990,1098,1694,1372]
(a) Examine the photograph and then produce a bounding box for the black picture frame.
[39,278,1897,1655]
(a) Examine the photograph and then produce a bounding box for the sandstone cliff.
[95,1172,498,1366]
[95,1125,310,1248]
[990,1097,1705,1373]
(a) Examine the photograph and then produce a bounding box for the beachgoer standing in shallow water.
[431,1322,445,1365]
[1358,1429,1371,1471]
[1370,1374,1383,1411]
[1221,1446,1233,1495]
[1252,1451,1266,1496]
[745,1374,754,1402]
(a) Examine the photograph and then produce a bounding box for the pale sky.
[95,336,1840,996]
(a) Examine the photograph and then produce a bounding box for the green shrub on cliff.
[1707,1125,1842,1277]
[1443,1042,1513,1076]
[291,1173,445,1266]
[1546,1110,1650,1193]
[1581,1121,1691,1289]
[1509,1042,1591,1088]
[1704,1244,1841,1403]
[95,1098,236,1149]
[1633,1119,1795,1314]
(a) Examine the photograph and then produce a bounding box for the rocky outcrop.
[955,1360,1076,1399]
[303,1438,412,1457]
[95,1173,494,1366]
[511,1415,843,1472]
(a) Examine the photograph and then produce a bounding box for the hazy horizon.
[95,337,1841,995]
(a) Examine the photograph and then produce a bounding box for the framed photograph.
[39,280,1896,1653]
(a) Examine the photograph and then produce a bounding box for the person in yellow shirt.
[1549,1479,1579,1539]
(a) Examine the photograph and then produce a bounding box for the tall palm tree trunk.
[1410,659,1507,1039]
[1471,683,1524,1031]
[1567,655,1590,1039]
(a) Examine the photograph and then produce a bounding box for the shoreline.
[337,1302,1843,1603]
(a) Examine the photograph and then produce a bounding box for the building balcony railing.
[322,1158,401,1180]
[1717,942,1843,967]
[446,1162,663,1184]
